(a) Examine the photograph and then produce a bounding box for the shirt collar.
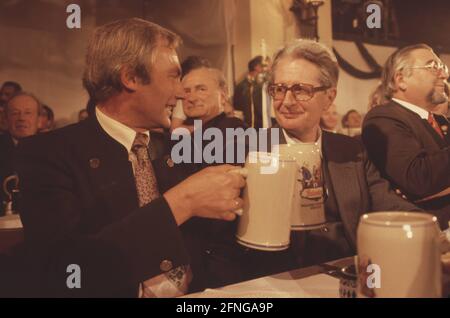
[96,107,149,153]
[282,128,323,158]
[392,98,429,120]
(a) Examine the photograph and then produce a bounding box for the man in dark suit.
[240,39,421,280]
[12,18,245,297]
[362,44,450,229]
[233,56,265,129]
[170,66,247,289]
[0,92,41,215]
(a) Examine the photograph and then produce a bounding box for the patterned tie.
[132,133,160,204]
[428,112,444,139]
[132,133,190,297]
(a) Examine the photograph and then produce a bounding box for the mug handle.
[228,168,248,216]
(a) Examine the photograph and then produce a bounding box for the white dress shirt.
[96,107,150,175]
[392,98,429,119]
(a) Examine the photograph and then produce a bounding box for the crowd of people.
[0,17,449,297]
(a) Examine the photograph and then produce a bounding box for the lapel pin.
[166,157,174,168]
[89,158,100,169]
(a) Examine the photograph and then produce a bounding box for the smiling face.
[345,111,362,129]
[398,49,449,110]
[6,95,40,139]
[320,103,339,131]
[182,68,222,122]
[272,57,336,140]
[132,46,184,130]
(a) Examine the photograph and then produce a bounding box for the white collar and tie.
[96,107,190,297]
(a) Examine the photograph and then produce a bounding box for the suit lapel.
[390,101,448,149]
[420,118,448,149]
[82,117,139,221]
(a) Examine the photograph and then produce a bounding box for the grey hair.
[381,43,433,99]
[6,91,43,115]
[271,39,339,87]
[209,68,227,92]
[187,67,228,93]
[82,18,181,103]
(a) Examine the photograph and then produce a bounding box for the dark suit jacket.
[362,101,450,229]
[155,113,248,290]
[0,133,15,215]
[233,78,263,129]
[239,128,421,281]
[12,116,190,297]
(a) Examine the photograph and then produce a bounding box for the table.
[184,257,354,298]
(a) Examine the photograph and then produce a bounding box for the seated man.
[181,66,247,167]
[0,82,22,133]
[38,104,55,133]
[162,66,247,290]
[14,18,245,297]
[362,44,450,229]
[341,109,362,137]
[240,39,421,280]
[0,92,41,215]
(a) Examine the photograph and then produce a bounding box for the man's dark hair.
[1,81,22,92]
[181,56,211,78]
[41,105,54,121]
[86,98,97,117]
[248,56,263,72]
[342,109,360,128]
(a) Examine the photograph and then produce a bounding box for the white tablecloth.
[184,272,340,298]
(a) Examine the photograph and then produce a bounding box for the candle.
[261,39,267,59]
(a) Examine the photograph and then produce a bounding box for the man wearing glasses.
[363,44,450,230]
[239,40,420,280]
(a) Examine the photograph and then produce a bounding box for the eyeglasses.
[267,83,330,102]
[408,60,449,76]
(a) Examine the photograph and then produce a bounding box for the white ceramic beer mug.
[357,212,442,298]
[277,143,326,231]
[236,152,297,251]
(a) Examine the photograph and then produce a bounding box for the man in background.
[0,81,22,133]
[233,56,265,129]
[0,92,40,215]
[363,44,450,229]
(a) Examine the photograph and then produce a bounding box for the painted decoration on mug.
[297,163,323,201]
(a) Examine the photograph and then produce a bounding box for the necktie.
[132,133,189,297]
[132,133,160,204]
[428,113,444,139]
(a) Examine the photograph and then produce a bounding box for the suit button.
[205,249,212,255]
[160,260,173,272]
[89,158,100,169]
[166,158,174,168]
